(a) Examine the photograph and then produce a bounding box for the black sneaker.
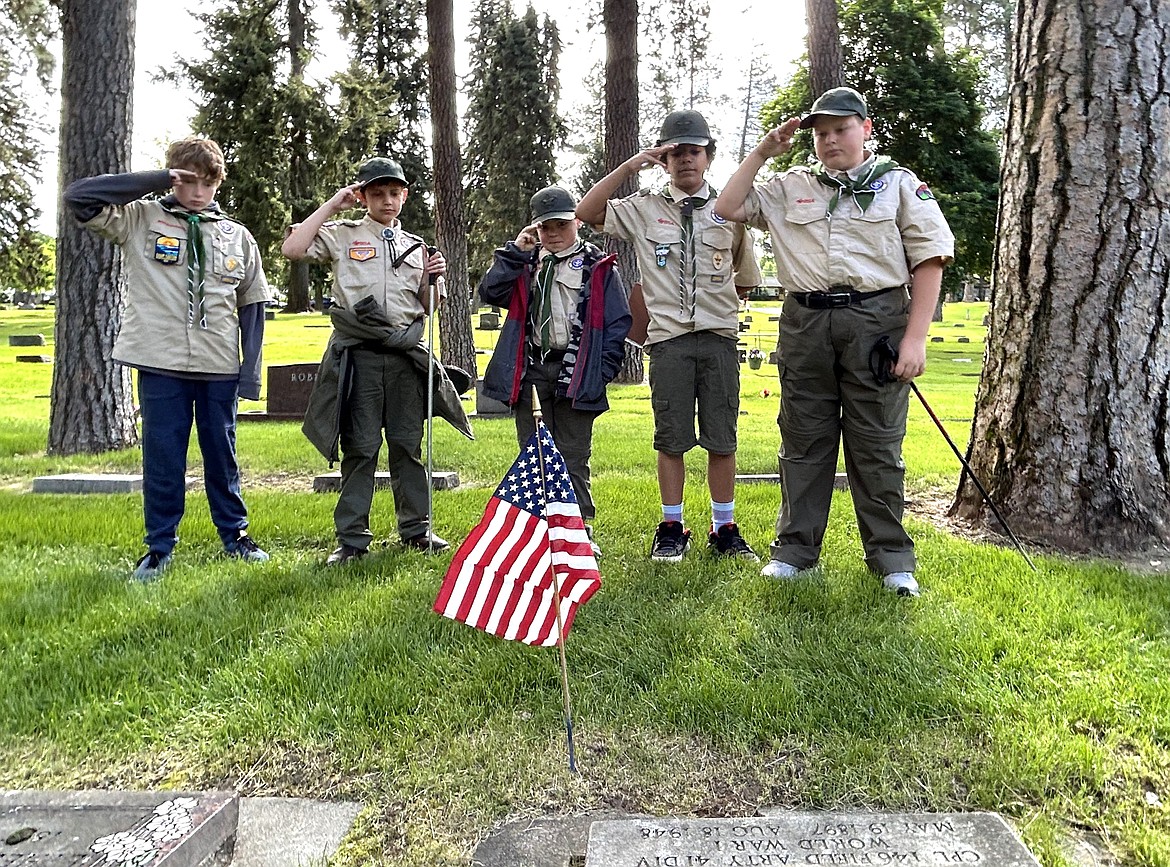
[708,523,760,561]
[650,521,691,563]
[131,550,171,582]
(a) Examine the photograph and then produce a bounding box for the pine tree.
[333,0,434,235]
[464,1,564,283]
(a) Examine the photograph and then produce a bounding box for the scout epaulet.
[323,218,364,228]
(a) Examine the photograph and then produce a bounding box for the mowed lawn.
[0,303,1166,867]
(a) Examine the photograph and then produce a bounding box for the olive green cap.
[799,87,868,129]
[656,109,714,147]
[530,185,577,224]
[356,157,408,189]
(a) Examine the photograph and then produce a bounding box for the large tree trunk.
[805,0,843,97]
[284,0,312,314]
[48,0,138,455]
[603,0,644,385]
[954,0,1170,553]
[426,0,476,379]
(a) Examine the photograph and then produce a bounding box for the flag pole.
[531,386,579,773]
[424,249,439,552]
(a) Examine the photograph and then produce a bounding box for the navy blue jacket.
[479,240,631,413]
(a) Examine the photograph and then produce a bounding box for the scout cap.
[356,157,408,189]
[799,87,868,129]
[656,109,714,147]
[530,185,577,224]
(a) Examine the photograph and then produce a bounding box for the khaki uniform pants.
[514,354,599,521]
[771,290,915,574]
[336,347,429,548]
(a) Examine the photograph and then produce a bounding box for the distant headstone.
[953,322,965,328]
[479,311,501,330]
[957,336,971,343]
[313,470,458,493]
[32,474,197,494]
[738,321,749,332]
[265,363,319,419]
[265,309,276,320]
[737,473,848,491]
[475,382,512,417]
[587,813,1040,866]
[16,355,51,363]
[8,334,45,346]
[0,789,237,867]
[931,336,945,343]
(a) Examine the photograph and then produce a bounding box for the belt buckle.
[824,292,853,308]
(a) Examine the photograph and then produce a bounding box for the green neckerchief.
[534,241,582,355]
[811,155,898,216]
[663,185,714,318]
[185,213,210,329]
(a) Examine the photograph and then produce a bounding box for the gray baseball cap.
[656,109,714,147]
[530,185,577,224]
[356,157,408,189]
[799,87,868,129]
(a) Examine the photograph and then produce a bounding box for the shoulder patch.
[569,256,585,270]
[915,183,936,201]
[711,211,727,225]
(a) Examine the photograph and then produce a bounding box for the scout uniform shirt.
[302,214,440,325]
[741,153,955,291]
[84,198,270,376]
[604,181,760,346]
[531,240,586,353]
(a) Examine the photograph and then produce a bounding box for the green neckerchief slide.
[811,155,898,216]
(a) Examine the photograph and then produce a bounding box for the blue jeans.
[137,371,249,554]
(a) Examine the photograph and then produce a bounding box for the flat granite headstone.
[8,335,45,347]
[15,355,51,364]
[31,475,198,495]
[313,470,459,493]
[737,473,849,491]
[587,813,1040,866]
[0,789,237,867]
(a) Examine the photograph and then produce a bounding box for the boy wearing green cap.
[64,135,273,581]
[577,109,761,563]
[284,157,453,565]
[479,185,632,554]
[716,87,955,597]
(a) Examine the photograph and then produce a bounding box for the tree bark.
[805,0,843,97]
[426,0,476,380]
[603,0,644,384]
[955,0,1170,553]
[48,0,138,455]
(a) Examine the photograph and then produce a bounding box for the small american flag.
[434,421,601,646]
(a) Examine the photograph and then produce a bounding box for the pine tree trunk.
[954,0,1170,553]
[48,0,138,455]
[603,0,644,385]
[426,0,476,380]
[284,0,313,314]
[805,0,843,97]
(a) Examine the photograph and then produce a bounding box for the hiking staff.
[870,335,1037,571]
[424,245,439,553]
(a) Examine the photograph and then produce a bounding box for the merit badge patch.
[712,252,726,270]
[569,256,585,270]
[153,236,181,264]
[654,243,671,269]
[348,245,376,262]
[915,183,935,201]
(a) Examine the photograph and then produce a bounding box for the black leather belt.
[788,284,905,309]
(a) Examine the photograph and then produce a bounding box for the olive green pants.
[770,290,915,574]
[335,347,429,549]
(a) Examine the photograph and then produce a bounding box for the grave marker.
[8,335,45,347]
[264,362,319,419]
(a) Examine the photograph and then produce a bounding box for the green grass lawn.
[0,302,1166,866]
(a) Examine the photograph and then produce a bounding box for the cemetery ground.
[0,303,1167,866]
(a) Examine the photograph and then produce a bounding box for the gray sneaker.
[760,559,801,579]
[132,550,171,582]
[224,532,269,563]
[882,571,920,597]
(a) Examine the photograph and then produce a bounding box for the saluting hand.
[623,144,675,175]
[755,117,803,159]
[514,223,540,252]
[169,168,198,186]
[328,182,362,214]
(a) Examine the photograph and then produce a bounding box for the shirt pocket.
[852,192,901,257]
[644,224,678,268]
[211,231,248,285]
[699,225,734,279]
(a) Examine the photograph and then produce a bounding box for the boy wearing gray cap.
[284,157,451,565]
[577,110,761,563]
[716,87,955,597]
[478,185,632,555]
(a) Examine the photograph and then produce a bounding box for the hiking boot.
[326,544,367,566]
[224,532,270,563]
[403,532,450,553]
[707,523,759,561]
[132,550,171,582]
[882,571,920,598]
[760,559,802,580]
[650,521,691,563]
[586,525,602,560]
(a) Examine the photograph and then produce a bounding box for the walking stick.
[424,246,439,553]
[870,336,1037,571]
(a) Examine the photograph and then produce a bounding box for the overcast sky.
[30,1,807,234]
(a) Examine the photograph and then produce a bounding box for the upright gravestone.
[264,363,319,419]
[586,813,1041,866]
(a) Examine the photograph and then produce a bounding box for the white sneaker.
[761,559,801,579]
[883,571,920,597]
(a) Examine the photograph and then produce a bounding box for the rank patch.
[348,246,377,262]
[711,252,726,269]
[154,236,181,264]
[915,183,935,201]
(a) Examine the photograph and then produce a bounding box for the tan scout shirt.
[743,156,954,292]
[604,183,760,346]
[534,241,586,350]
[86,200,270,375]
[302,215,441,328]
